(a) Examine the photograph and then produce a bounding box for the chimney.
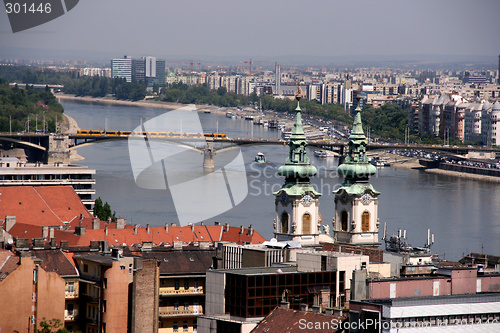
[312,306,320,314]
[42,226,49,239]
[189,223,194,232]
[5,215,16,232]
[325,308,334,316]
[60,240,69,250]
[300,304,308,312]
[214,221,220,226]
[146,224,150,234]
[240,225,244,234]
[107,217,111,224]
[280,301,290,309]
[200,221,204,226]
[116,218,126,229]
[49,228,54,239]
[224,223,229,233]
[248,224,253,236]
[33,238,44,248]
[105,226,108,236]
[92,218,100,230]
[50,238,56,248]
[165,223,168,233]
[171,223,177,226]
[75,226,86,236]
[134,224,139,234]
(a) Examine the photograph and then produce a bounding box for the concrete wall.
[205,271,226,315]
[102,261,131,333]
[0,255,65,332]
[132,259,159,333]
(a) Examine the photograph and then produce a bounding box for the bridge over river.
[0,131,498,168]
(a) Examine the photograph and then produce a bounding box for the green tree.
[93,197,116,222]
[31,318,80,333]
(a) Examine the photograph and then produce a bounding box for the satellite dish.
[7,238,14,245]
[276,269,283,274]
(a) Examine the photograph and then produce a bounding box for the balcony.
[158,306,203,317]
[159,287,204,296]
[64,309,78,321]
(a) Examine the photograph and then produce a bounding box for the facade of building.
[111,56,133,82]
[350,293,500,332]
[0,160,96,210]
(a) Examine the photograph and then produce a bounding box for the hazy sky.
[1,0,499,60]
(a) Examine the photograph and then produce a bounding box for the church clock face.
[302,194,312,205]
[361,193,371,204]
[281,193,289,205]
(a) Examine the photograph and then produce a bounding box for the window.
[68,282,75,294]
[341,210,348,231]
[67,303,74,315]
[184,301,189,311]
[183,321,188,332]
[302,213,311,234]
[103,278,107,289]
[103,300,107,312]
[175,279,180,290]
[173,321,179,333]
[184,279,189,290]
[83,264,88,273]
[281,212,289,233]
[174,302,179,311]
[361,212,370,232]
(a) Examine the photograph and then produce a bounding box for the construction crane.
[244,58,268,75]
[166,59,201,85]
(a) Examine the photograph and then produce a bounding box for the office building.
[111,56,133,82]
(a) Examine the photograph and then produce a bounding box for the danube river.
[63,100,500,261]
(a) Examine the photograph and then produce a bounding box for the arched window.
[341,210,348,231]
[361,211,370,232]
[302,213,311,234]
[281,212,289,234]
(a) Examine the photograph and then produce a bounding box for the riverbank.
[55,93,221,113]
[378,152,500,182]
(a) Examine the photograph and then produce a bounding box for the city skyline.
[0,0,499,63]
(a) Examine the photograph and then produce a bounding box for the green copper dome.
[337,103,376,185]
[277,96,317,183]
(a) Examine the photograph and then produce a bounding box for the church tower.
[333,92,380,247]
[274,85,331,245]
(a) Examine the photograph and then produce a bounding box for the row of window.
[160,320,197,332]
[173,278,200,290]
[280,212,311,234]
[339,210,370,232]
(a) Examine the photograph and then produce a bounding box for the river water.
[63,100,500,261]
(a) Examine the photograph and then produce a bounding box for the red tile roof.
[7,223,44,240]
[30,249,79,277]
[251,307,345,333]
[0,186,92,227]
[53,225,266,248]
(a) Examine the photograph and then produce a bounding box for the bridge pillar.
[203,139,215,172]
[47,134,71,163]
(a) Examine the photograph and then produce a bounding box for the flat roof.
[353,293,500,307]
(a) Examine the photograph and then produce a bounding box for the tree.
[93,197,116,222]
[30,318,80,333]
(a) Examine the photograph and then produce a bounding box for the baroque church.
[273,85,380,247]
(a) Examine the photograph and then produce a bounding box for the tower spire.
[277,82,317,183]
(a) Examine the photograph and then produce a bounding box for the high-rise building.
[112,56,165,86]
[275,62,281,96]
[111,56,132,82]
[498,55,500,85]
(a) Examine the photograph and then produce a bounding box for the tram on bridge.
[76,130,227,139]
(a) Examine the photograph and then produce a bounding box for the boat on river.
[255,152,266,163]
